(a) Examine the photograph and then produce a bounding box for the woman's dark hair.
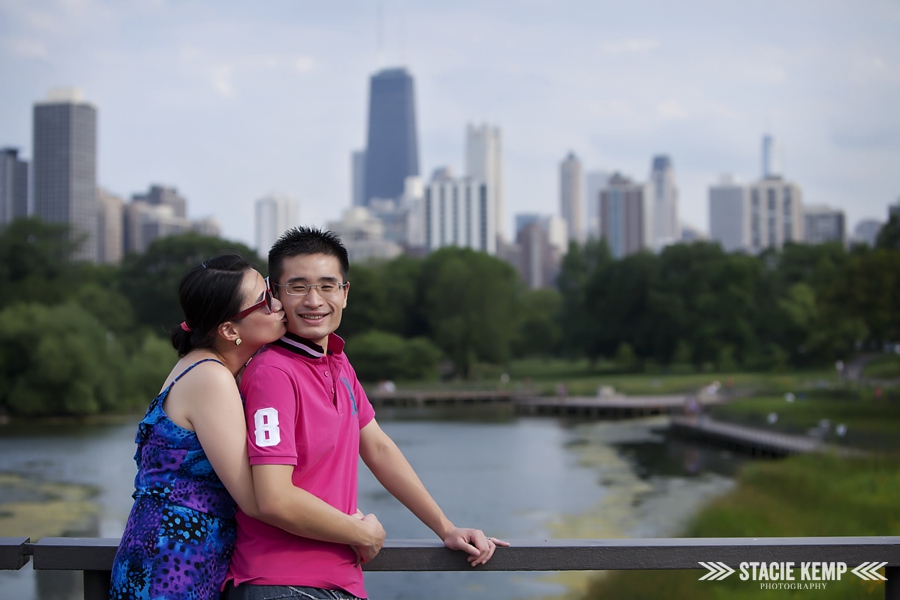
[170,254,253,357]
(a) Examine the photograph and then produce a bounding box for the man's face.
[275,253,348,348]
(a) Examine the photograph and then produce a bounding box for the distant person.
[224,227,508,600]
[110,255,385,600]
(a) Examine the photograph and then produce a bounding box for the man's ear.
[342,281,350,309]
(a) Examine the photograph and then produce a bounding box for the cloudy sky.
[2,0,898,248]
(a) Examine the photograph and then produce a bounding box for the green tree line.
[1,216,898,417]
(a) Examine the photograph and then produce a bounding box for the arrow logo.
[698,562,736,581]
[852,562,888,581]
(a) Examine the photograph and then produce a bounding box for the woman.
[109,254,288,600]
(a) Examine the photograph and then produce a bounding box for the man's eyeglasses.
[230,278,275,320]
[274,282,348,296]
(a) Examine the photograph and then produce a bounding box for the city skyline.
[0,1,897,249]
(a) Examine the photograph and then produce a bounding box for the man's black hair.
[268,226,350,286]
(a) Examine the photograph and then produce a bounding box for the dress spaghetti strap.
[171,357,225,386]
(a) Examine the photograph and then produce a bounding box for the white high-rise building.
[400,176,426,250]
[709,175,750,252]
[748,177,803,251]
[560,152,583,243]
[585,170,610,240]
[327,206,403,263]
[649,155,679,250]
[465,124,504,242]
[804,205,846,245]
[423,169,495,255]
[255,193,298,257]
[96,189,124,264]
[762,134,783,178]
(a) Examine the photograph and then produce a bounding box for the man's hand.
[442,527,510,567]
[351,510,385,565]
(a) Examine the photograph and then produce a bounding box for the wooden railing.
[2,536,899,599]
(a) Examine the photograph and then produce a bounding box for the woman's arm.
[173,363,384,557]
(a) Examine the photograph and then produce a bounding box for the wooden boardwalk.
[367,389,725,418]
[367,389,514,407]
[513,394,723,418]
[366,389,865,457]
[669,415,863,457]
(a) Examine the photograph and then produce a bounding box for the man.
[225,227,505,599]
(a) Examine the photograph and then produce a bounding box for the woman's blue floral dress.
[110,359,237,600]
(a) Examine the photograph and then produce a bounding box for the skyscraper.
[560,152,583,243]
[0,148,28,224]
[255,193,298,257]
[363,68,419,205]
[423,169,495,255]
[351,150,366,206]
[132,184,187,218]
[514,214,567,289]
[804,205,846,245]
[96,188,124,264]
[585,170,610,240]
[649,155,679,249]
[762,134,783,179]
[600,173,651,259]
[747,177,803,251]
[709,175,750,252]
[465,124,504,241]
[33,88,98,261]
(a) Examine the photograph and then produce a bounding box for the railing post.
[84,569,111,600]
[886,566,900,600]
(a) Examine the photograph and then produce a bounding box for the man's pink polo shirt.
[226,332,375,598]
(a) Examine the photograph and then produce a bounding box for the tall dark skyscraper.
[33,88,98,261]
[363,67,419,205]
[0,148,29,224]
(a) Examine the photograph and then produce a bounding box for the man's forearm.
[252,464,384,547]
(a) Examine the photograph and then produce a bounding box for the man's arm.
[251,464,384,562]
[241,362,385,562]
[359,419,507,566]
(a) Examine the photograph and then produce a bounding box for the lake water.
[0,408,744,600]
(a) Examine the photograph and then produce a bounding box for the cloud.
[3,36,49,59]
[599,38,660,55]
[293,56,315,73]
[658,99,689,120]
[209,65,235,98]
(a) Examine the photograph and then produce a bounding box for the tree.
[419,248,519,378]
[118,233,264,333]
[820,249,900,348]
[0,303,123,416]
[557,238,613,361]
[339,255,425,341]
[345,330,442,382]
[0,218,78,309]
[875,213,900,251]
[512,288,563,359]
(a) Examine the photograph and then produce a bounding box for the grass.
[383,357,840,398]
[581,454,900,600]
[710,385,900,452]
[863,353,900,379]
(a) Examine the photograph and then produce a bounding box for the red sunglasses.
[229,278,274,321]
